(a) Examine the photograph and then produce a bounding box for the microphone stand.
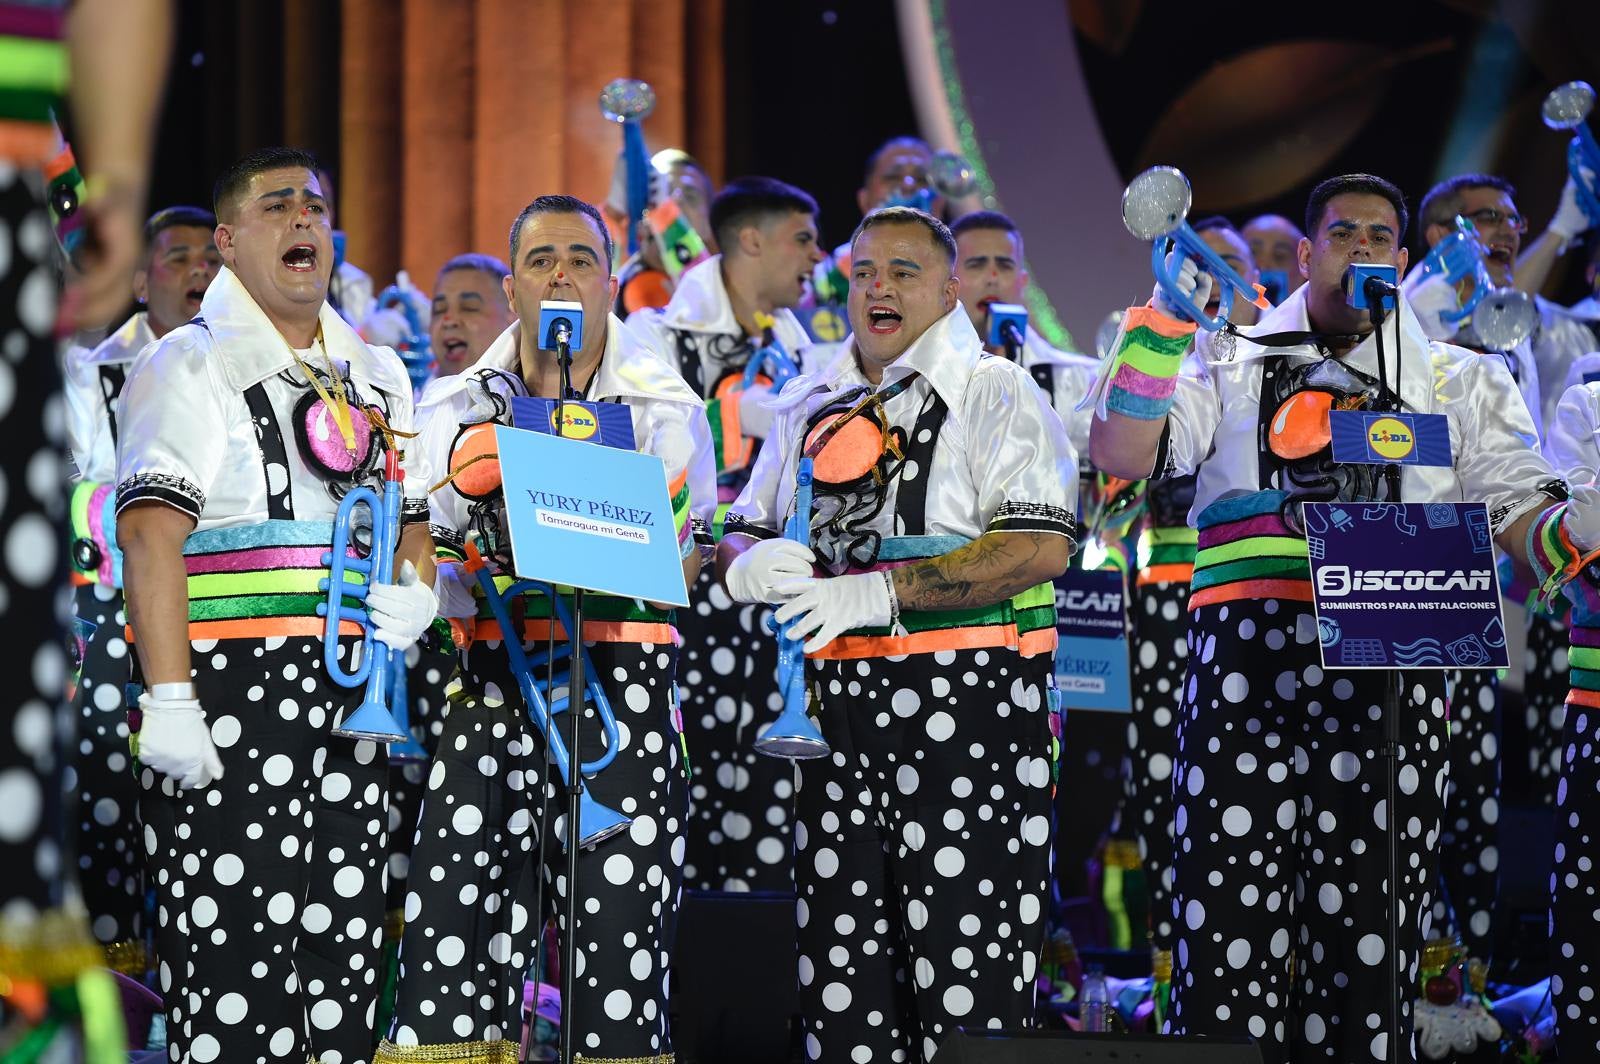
[1367,286,1404,1064]
[553,321,585,1064]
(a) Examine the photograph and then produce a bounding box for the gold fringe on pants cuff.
[373,1038,521,1063]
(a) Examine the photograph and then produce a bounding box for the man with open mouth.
[1086,172,1594,1064]
[62,204,219,978]
[627,175,825,895]
[718,205,1077,1062]
[115,146,437,1064]
[426,251,516,389]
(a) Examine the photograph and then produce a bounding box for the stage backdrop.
[340,0,725,291]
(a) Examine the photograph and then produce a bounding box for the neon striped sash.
[1136,525,1197,587]
[166,520,361,641]
[1568,623,1600,709]
[467,571,678,646]
[806,535,1058,661]
[1189,491,1312,610]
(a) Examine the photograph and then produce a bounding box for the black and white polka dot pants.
[1551,691,1600,1057]
[0,167,69,923]
[1122,578,1189,950]
[1434,669,1501,963]
[1167,602,1447,1064]
[66,583,143,963]
[383,633,456,914]
[1525,611,1568,804]
[679,568,796,892]
[385,640,685,1063]
[140,636,390,1064]
[795,649,1055,1064]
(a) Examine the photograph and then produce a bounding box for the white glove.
[1550,172,1597,242]
[1564,482,1600,554]
[772,572,895,654]
[1151,251,1213,322]
[137,685,224,790]
[737,383,777,440]
[433,560,479,620]
[724,538,816,605]
[366,559,440,651]
[1400,270,1462,341]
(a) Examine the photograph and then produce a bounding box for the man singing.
[117,147,437,1064]
[1089,174,1593,1064]
[719,206,1076,1062]
[383,194,715,1064]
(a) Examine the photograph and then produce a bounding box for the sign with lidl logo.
[510,397,636,451]
[1329,409,1451,467]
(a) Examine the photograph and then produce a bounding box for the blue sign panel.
[496,426,689,606]
[1052,568,1132,712]
[1305,501,1506,670]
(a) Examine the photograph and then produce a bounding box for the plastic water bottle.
[1081,963,1111,1032]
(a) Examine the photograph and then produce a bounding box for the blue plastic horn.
[385,652,429,764]
[1121,166,1270,332]
[1543,81,1600,225]
[754,457,829,760]
[1416,215,1490,324]
[468,548,631,848]
[318,450,411,745]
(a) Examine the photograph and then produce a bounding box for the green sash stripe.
[189,568,340,599]
[1191,556,1312,590]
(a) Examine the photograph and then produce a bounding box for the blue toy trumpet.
[740,311,801,392]
[465,543,631,848]
[600,77,657,255]
[1543,81,1600,225]
[318,449,413,745]
[1121,166,1270,332]
[385,651,429,763]
[754,457,829,760]
[1416,215,1491,324]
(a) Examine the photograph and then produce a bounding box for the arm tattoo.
[890,532,1058,611]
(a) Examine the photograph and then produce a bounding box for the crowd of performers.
[9,67,1600,1064]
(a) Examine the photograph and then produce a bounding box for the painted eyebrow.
[889,257,922,270]
[524,243,600,262]
[257,187,325,205]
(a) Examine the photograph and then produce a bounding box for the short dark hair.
[213,146,321,221]
[436,252,511,286]
[1191,215,1242,238]
[507,194,614,271]
[709,177,818,252]
[851,206,957,267]
[144,206,217,248]
[949,210,1019,240]
[1417,173,1516,242]
[1304,174,1409,241]
[862,135,932,187]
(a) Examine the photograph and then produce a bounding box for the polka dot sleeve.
[114,326,229,522]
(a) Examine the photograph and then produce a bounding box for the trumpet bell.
[599,78,656,123]
[929,150,977,200]
[754,696,830,761]
[754,732,830,760]
[1122,166,1192,241]
[575,794,632,849]
[333,699,411,744]
[1543,80,1595,131]
[1472,287,1539,351]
